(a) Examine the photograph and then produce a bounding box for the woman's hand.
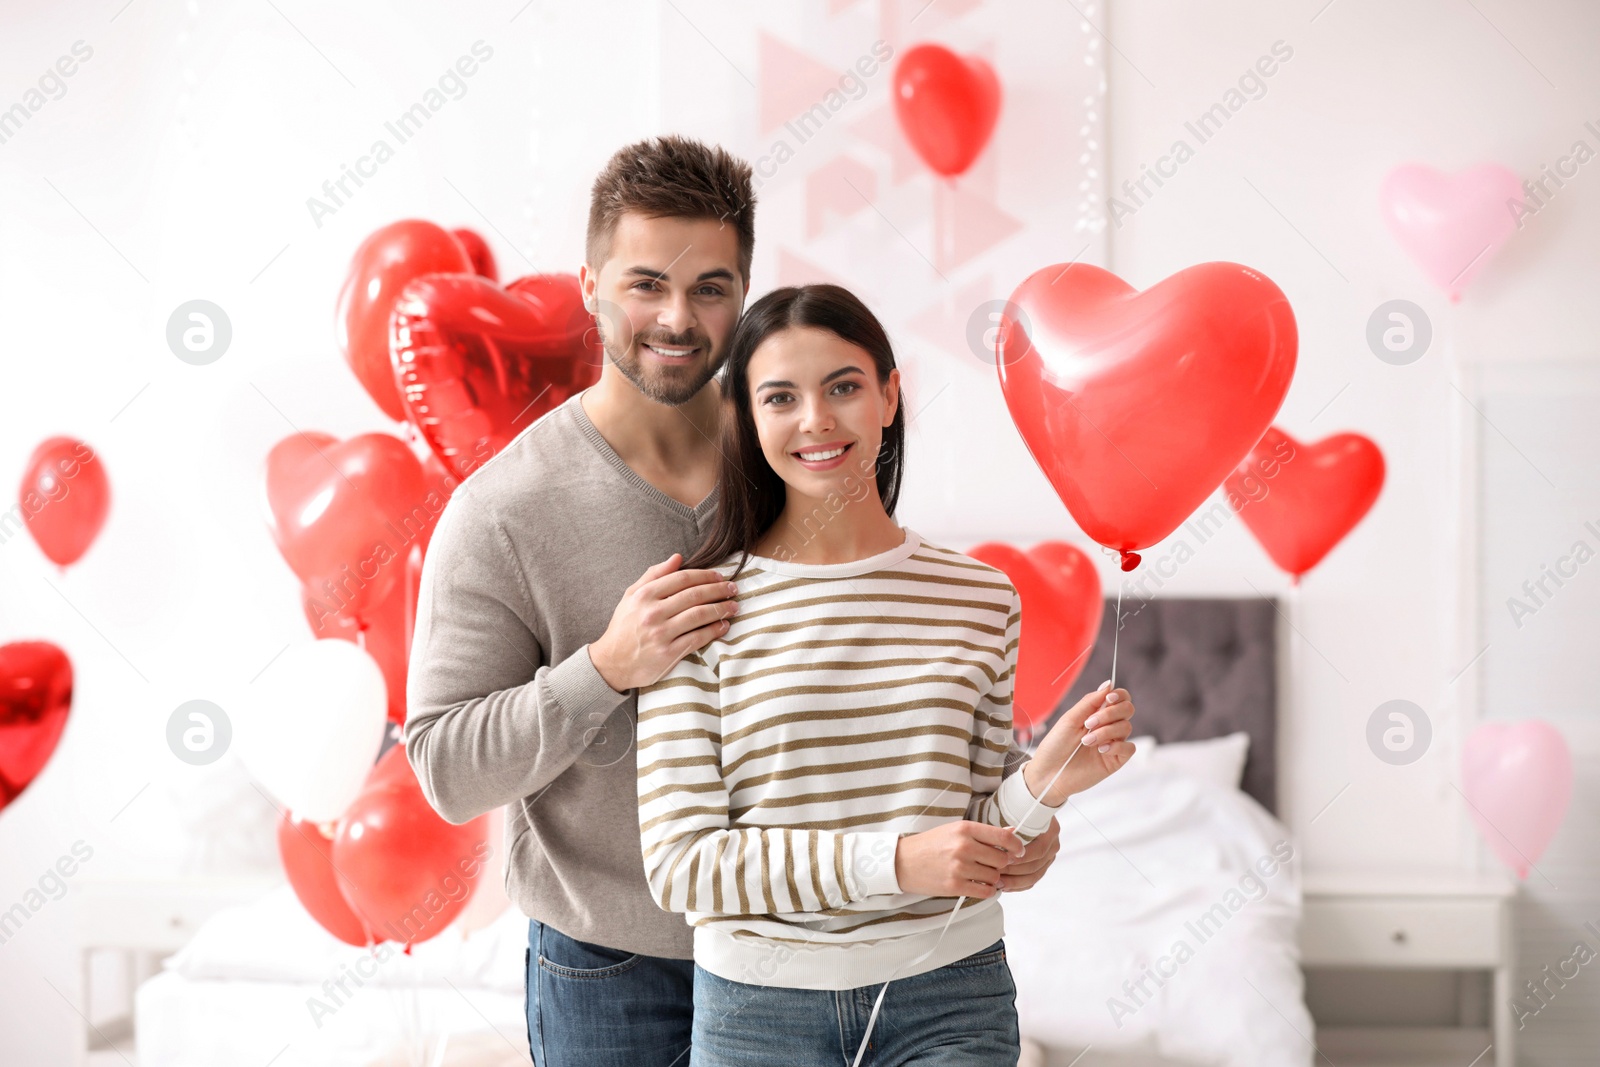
[893,821,1026,900]
[1022,681,1137,807]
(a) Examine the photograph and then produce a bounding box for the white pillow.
[1123,732,1250,791]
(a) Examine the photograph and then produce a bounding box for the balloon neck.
[402,942,414,956]
[1290,573,1302,588]
[1119,551,1141,572]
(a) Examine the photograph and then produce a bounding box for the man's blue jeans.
[525,919,695,1067]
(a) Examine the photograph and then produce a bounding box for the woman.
[635,284,1136,1066]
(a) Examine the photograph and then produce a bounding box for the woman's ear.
[883,366,900,425]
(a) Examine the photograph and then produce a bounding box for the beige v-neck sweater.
[407,388,1035,958]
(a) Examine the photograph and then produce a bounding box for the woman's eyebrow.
[757,365,866,391]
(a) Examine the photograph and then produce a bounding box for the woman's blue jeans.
[689,938,1020,1066]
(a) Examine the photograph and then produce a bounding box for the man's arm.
[405,490,629,824]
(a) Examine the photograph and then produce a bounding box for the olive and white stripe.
[636,531,1057,987]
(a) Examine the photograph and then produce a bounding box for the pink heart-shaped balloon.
[391,273,602,482]
[1224,426,1385,581]
[1379,163,1524,301]
[1462,720,1571,879]
[998,262,1297,569]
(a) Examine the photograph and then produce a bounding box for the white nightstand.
[1300,872,1516,1067]
[73,875,279,1067]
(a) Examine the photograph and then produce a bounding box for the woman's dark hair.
[682,284,906,574]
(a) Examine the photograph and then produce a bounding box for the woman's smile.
[790,440,854,470]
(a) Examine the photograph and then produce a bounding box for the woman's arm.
[636,650,903,915]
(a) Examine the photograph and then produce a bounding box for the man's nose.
[658,292,696,337]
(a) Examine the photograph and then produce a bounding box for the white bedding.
[137,888,531,1067]
[138,766,1307,1067]
[136,969,529,1067]
[1005,763,1311,1067]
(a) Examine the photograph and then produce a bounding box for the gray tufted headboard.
[1036,597,1279,814]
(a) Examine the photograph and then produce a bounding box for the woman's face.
[747,325,899,500]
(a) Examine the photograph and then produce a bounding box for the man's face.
[580,212,746,407]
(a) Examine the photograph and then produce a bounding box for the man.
[406,134,1063,1067]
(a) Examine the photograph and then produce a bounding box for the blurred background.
[1,1,1597,1065]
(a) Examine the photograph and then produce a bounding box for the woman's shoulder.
[910,537,1017,592]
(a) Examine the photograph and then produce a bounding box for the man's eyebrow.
[622,266,736,283]
[757,366,865,391]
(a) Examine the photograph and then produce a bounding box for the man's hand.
[996,816,1061,892]
[588,553,739,692]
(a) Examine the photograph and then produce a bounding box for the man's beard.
[604,333,721,407]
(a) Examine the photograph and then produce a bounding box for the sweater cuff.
[548,642,631,725]
[846,831,903,899]
[997,762,1064,840]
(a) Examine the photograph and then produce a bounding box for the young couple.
[406,135,1136,1067]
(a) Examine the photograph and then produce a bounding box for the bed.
[136,596,1304,1067]
[1009,596,1311,1067]
[134,889,532,1067]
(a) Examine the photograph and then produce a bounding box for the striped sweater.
[635,525,1063,990]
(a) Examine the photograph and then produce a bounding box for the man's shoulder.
[428,398,588,549]
[452,396,587,505]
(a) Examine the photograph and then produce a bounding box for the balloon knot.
[1119,552,1141,572]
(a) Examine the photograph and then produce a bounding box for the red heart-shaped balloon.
[967,541,1102,734]
[893,44,1001,177]
[0,641,73,814]
[391,272,601,482]
[1224,425,1385,581]
[265,432,429,627]
[337,221,475,422]
[450,228,499,282]
[998,262,1297,569]
[278,812,374,946]
[332,746,490,946]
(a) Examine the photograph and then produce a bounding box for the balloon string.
[848,573,1126,1064]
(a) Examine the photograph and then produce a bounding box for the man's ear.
[578,263,597,310]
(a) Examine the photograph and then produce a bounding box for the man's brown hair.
[586,135,757,285]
